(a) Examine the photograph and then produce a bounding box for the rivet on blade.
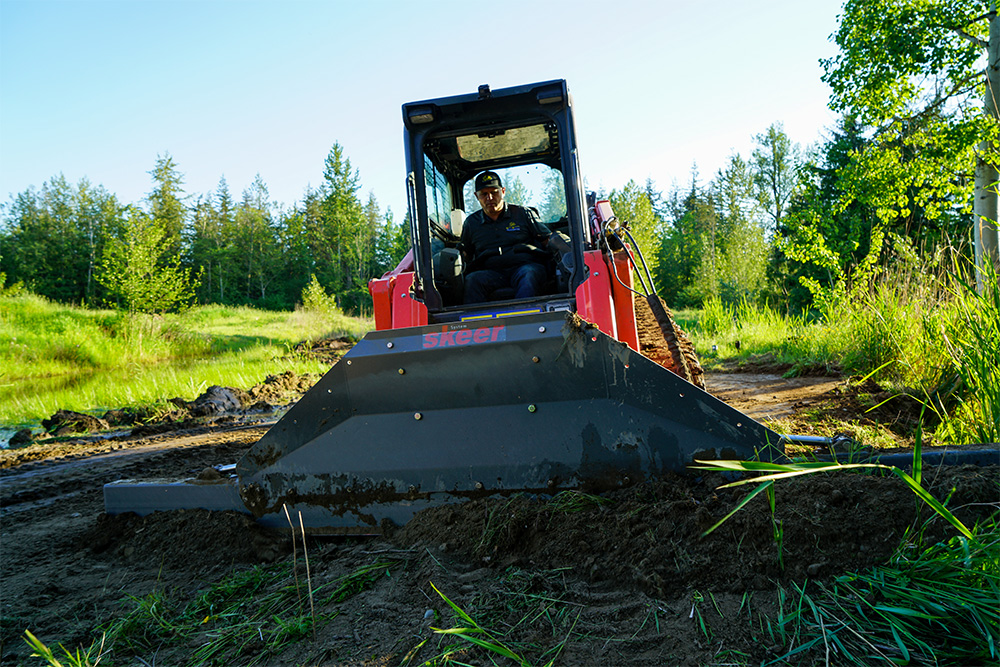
[538,326,546,333]
[532,356,540,363]
[528,404,537,413]
[398,368,405,375]
[414,412,422,420]
[387,342,394,348]
[474,481,484,490]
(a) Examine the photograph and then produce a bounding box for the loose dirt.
[1,317,997,666]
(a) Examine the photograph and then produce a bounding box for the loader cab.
[400,80,592,324]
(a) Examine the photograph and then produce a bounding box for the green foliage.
[300,273,341,316]
[22,630,105,667]
[2,144,408,315]
[695,245,998,445]
[932,262,1000,444]
[0,174,124,304]
[769,518,1000,666]
[751,122,800,231]
[0,294,369,424]
[96,207,198,316]
[146,152,187,259]
[816,0,988,293]
[655,151,775,308]
[95,560,400,666]
[610,180,662,283]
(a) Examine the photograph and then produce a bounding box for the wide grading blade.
[236,311,782,530]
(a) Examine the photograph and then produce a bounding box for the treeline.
[608,116,973,314]
[2,0,993,317]
[0,119,978,317]
[0,143,409,314]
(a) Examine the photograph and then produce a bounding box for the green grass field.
[3,258,996,448]
[0,294,373,428]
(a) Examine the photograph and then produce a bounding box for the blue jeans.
[464,262,548,303]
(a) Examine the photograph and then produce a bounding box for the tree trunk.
[976,2,1000,290]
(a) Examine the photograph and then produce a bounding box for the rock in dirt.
[41,409,109,436]
[8,428,34,448]
[188,385,246,417]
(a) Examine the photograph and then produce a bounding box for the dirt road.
[2,369,996,666]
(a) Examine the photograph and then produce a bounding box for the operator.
[461,171,570,303]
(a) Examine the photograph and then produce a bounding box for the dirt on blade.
[1,326,998,666]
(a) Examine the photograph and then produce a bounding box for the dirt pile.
[394,466,998,597]
[2,425,995,666]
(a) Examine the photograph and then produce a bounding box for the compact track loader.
[105,80,783,531]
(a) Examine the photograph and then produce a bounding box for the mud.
[1,325,997,666]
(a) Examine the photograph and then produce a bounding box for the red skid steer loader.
[105,80,782,531]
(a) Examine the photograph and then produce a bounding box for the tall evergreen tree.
[319,143,366,310]
[146,153,187,261]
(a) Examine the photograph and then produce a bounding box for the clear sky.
[1,0,844,221]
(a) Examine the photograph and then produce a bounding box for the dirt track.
[2,368,997,666]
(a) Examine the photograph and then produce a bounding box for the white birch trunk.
[976,2,1000,290]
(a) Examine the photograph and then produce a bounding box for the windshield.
[461,163,566,225]
[455,124,550,162]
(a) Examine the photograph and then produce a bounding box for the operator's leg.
[464,269,505,303]
[510,262,547,299]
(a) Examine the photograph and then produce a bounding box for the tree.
[0,175,123,304]
[539,171,567,222]
[97,207,197,315]
[751,123,800,232]
[233,174,280,305]
[822,0,998,285]
[609,180,662,287]
[707,155,770,303]
[504,175,531,208]
[320,143,366,310]
[146,153,187,261]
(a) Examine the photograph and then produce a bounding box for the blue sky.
[1,0,843,221]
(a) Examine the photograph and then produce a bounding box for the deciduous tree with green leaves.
[96,207,198,316]
[822,0,998,286]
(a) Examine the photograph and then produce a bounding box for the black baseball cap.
[474,171,503,191]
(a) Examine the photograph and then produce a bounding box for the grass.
[692,434,998,666]
[689,250,999,446]
[0,293,373,426]
[765,517,1000,666]
[25,558,403,667]
[407,580,578,667]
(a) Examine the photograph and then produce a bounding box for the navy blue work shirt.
[461,204,552,271]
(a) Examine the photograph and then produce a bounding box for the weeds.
[415,582,577,667]
[548,490,611,513]
[767,516,1000,666]
[60,557,401,666]
[693,437,999,664]
[694,244,998,446]
[22,630,106,667]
